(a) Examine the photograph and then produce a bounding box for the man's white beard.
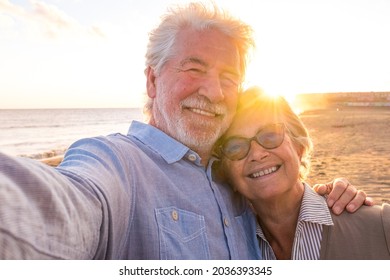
[152,92,232,157]
[173,117,223,153]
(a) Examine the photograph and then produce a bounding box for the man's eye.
[187,68,205,73]
[221,75,239,87]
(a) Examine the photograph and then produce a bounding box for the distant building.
[295,91,390,111]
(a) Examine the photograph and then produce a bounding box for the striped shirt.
[256,183,334,260]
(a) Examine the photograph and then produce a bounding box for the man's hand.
[313,178,374,215]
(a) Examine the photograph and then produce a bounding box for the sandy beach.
[301,107,390,204]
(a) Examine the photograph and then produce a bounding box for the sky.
[1,0,389,109]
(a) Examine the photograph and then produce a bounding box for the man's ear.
[146,66,157,98]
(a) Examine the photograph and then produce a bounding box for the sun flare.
[244,56,305,114]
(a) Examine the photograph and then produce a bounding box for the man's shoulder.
[322,204,390,259]
[330,204,390,233]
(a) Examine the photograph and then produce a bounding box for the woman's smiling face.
[221,105,303,202]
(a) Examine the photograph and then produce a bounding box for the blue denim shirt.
[0,121,260,259]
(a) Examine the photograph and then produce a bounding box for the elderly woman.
[215,86,390,259]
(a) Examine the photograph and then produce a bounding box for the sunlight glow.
[245,63,299,112]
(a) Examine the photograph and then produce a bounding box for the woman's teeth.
[250,166,279,178]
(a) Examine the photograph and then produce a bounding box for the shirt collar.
[299,183,334,226]
[256,182,334,239]
[128,120,196,164]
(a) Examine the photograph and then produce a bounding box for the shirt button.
[188,154,197,162]
[224,218,229,227]
[172,210,179,221]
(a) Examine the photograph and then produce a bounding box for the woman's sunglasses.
[219,123,285,161]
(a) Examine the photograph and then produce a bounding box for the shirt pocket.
[155,207,210,259]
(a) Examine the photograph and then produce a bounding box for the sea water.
[0,108,144,159]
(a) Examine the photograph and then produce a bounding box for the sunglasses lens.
[221,124,285,161]
[221,138,250,161]
[256,124,284,149]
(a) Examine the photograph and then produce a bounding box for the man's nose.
[198,76,224,103]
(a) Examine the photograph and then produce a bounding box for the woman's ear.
[288,138,304,161]
[293,142,304,162]
[146,66,157,98]
[298,146,304,162]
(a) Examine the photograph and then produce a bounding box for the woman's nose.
[248,139,269,161]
